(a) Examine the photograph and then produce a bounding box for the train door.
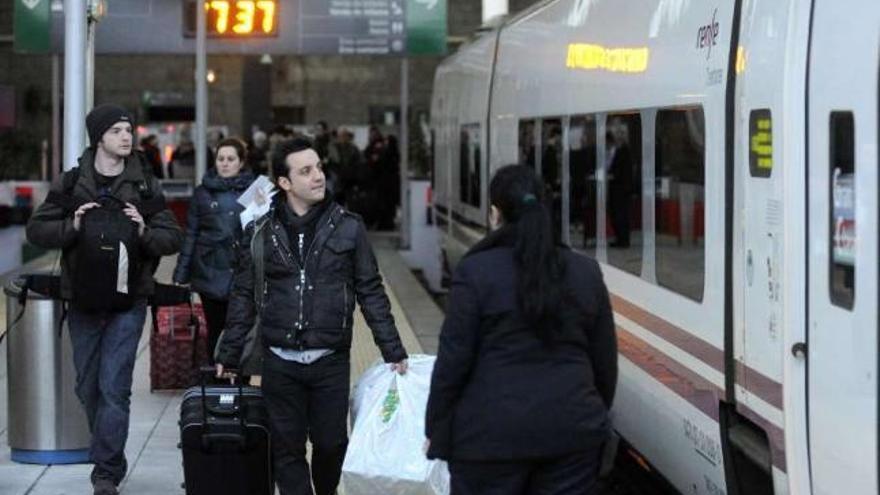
[806,1,880,493]
[732,1,795,490]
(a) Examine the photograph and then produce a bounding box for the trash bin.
[4,274,90,464]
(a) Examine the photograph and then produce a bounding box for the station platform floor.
[0,234,445,494]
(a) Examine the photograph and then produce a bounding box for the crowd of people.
[138,122,402,232]
[26,103,618,495]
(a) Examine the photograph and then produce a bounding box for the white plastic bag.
[342,355,450,495]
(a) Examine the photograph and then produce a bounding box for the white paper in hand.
[237,175,277,228]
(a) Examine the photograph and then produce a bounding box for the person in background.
[170,135,196,180]
[326,128,363,206]
[173,137,255,363]
[361,126,386,227]
[425,164,617,495]
[313,120,331,160]
[140,134,164,178]
[375,134,400,230]
[247,129,269,176]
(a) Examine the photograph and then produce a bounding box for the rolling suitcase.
[180,369,272,495]
[150,301,209,391]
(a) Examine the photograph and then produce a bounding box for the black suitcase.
[180,370,272,495]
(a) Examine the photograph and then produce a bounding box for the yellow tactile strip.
[349,274,425,382]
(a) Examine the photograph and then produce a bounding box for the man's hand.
[215,363,238,384]
[123,202,146,237]
[72,202,101,231]
[390,359,408,375]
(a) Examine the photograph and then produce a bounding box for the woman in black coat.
[425,165,618,495]
[173,138,255,363]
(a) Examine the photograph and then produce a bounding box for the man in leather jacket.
[216,137,408,495]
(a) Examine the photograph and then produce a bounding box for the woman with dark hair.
[173,137,256,363]
[425,165,617,494]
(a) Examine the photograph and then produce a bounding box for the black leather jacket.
[216,200,408,367]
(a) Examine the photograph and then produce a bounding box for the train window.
[568,115,598,256]
[829,111,855,309]
[606,113,643,276]
[749,109,773,178]
[655,107,706,301]
[519,119,536,168]
[542,118,564,240]
[459,124,482,208]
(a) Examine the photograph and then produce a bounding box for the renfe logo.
[696,8,720,59]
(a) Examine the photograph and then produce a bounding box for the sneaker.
[93,478,118,495]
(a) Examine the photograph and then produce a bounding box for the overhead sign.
[300,0,407,55]
[52,0,445,56]
[407,0,446,55]
[14,0,51,53]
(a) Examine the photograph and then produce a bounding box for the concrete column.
[195,1,208,183]
[399,58,410,249]
[63,0,87,171]
[482,0,509,24]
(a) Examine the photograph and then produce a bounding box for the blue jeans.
[68,300,147,484]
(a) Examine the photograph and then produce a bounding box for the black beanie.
[86,104,134,148]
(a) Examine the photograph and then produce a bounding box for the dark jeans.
[68,299,147,485]
[262,350,350,495]
[198,294,228,365]
[449,451,601,495]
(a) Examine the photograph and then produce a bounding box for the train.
[428,0,879,494]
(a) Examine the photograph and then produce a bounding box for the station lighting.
[565,43,649,73]
[206,69,216,83]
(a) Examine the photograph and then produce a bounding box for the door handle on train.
[791,342,807,359]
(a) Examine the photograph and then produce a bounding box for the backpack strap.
[130,153,168,217]
[44,167,86,213]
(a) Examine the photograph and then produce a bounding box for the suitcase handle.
[201,432,247,453]
[198,366,247,435]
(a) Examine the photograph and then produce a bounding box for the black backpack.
[46,159,166,312]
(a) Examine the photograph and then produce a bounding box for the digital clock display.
[184,0,278,38]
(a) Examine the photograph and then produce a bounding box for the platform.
[0,235,444,494]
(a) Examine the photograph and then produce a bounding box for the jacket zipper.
[268,212,337,345]
[297,232,306,341]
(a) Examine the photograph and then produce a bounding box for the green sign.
[14,0,50,53]
[407,0,446,56]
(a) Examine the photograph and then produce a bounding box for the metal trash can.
[4,274,90,464]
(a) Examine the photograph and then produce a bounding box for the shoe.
[93,478,118,495]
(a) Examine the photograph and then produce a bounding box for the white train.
[429,1,879,494]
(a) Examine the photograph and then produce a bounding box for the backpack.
[46,158,166,312]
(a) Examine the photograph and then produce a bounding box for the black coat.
[425,227,617,461]
[215,200,408,367]
[173,170,255,299]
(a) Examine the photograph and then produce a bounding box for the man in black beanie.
[26,105,183,495]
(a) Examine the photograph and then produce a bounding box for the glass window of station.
[655,107,706,301]
[459,124,482,208]
[829,111,855,310]
[519,119,537,168]
[568,115,598,257]
[605,113,643,276]
[541,118,564,241]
